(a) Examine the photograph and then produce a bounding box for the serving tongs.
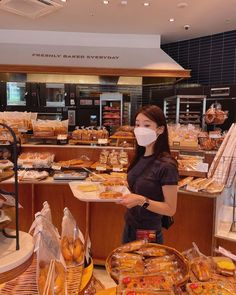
[80,166,107,181]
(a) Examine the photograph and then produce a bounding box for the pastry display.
[205,104,228,125]
[18,152,55,168]
[177,155,203,171]
[32,119,68,137]
[117,274,173,294]
[18,170,49,181]
[106,241,189,286]
[186,282,233,295]
[71,128,109,141]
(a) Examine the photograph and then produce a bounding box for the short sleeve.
[158,163,178,186]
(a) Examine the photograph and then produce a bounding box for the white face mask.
[134,127,157,147]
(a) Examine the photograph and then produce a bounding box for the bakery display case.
[100,92,123,133]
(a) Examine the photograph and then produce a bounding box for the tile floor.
[93,265,117,289]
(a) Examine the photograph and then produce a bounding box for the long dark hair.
[128,105,177,171]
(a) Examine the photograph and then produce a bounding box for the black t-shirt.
[125,154,178,231]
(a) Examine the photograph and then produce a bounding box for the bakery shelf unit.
[214,176,236,243]
[0,123,20,250]
[100,92,123,134]
[163,95,207,129]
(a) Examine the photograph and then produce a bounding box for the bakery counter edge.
[20,144,134,162]
[20,144,216,164]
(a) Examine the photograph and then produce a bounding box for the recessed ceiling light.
[177,2,188,8]
[103,0,109,4]
[61,0,67,2]
[121,0,128,5]
[143,2,150,6]
[169,18,175,22]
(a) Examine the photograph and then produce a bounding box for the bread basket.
[105,241,190,287]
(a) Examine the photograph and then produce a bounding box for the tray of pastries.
[69,180,130,202]
[106,240,189,287]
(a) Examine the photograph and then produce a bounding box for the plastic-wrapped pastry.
[191,259,211,281]
[116,239,147,253]
[186,282,233,295]
[135,245,167,257]
[212,256,236,276]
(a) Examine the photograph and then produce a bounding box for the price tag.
[113,166,123,172]
[23,164,33,169]
[209,133,221,139]
[52,164,61,171]
[96,166,106,171]
[196,162,209,172]
[98,138,108,144]
[57,135,67,140]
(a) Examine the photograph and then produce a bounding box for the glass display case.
[6,82,26,106]
[100,92,123,133]
[45,83,65,107]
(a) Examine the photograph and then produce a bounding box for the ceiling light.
[103,0,109,4]
[169,18,175,22]
[177,2,188,8]
[143,2,150,6]
[61,0,67,2]
[121,0,128,4]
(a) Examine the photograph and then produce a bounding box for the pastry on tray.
[77,184,99,192]
[99,191,123,199]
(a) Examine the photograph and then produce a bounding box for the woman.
[119,105,178,244]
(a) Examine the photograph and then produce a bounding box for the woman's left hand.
[118,193,144,208]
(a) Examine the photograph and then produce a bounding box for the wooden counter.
[1,178,219,263]
[1,144,231,264]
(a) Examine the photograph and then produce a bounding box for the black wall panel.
[162,30,236,85]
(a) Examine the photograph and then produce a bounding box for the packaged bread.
[35,225,66,295]
[191,258,211,281]
[212,256,236,276]
[71,129,83,140]
[205,181,224,194]
[178,177,194,188]
[186,282,233,295]
[116,240,147,253]
[61,207,85,266]
[118,274,173,293]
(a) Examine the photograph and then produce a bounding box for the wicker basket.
[106,242,190,287]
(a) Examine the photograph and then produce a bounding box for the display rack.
[0,123,20,250]
[100,92,123,133]
[163,95,206,129]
